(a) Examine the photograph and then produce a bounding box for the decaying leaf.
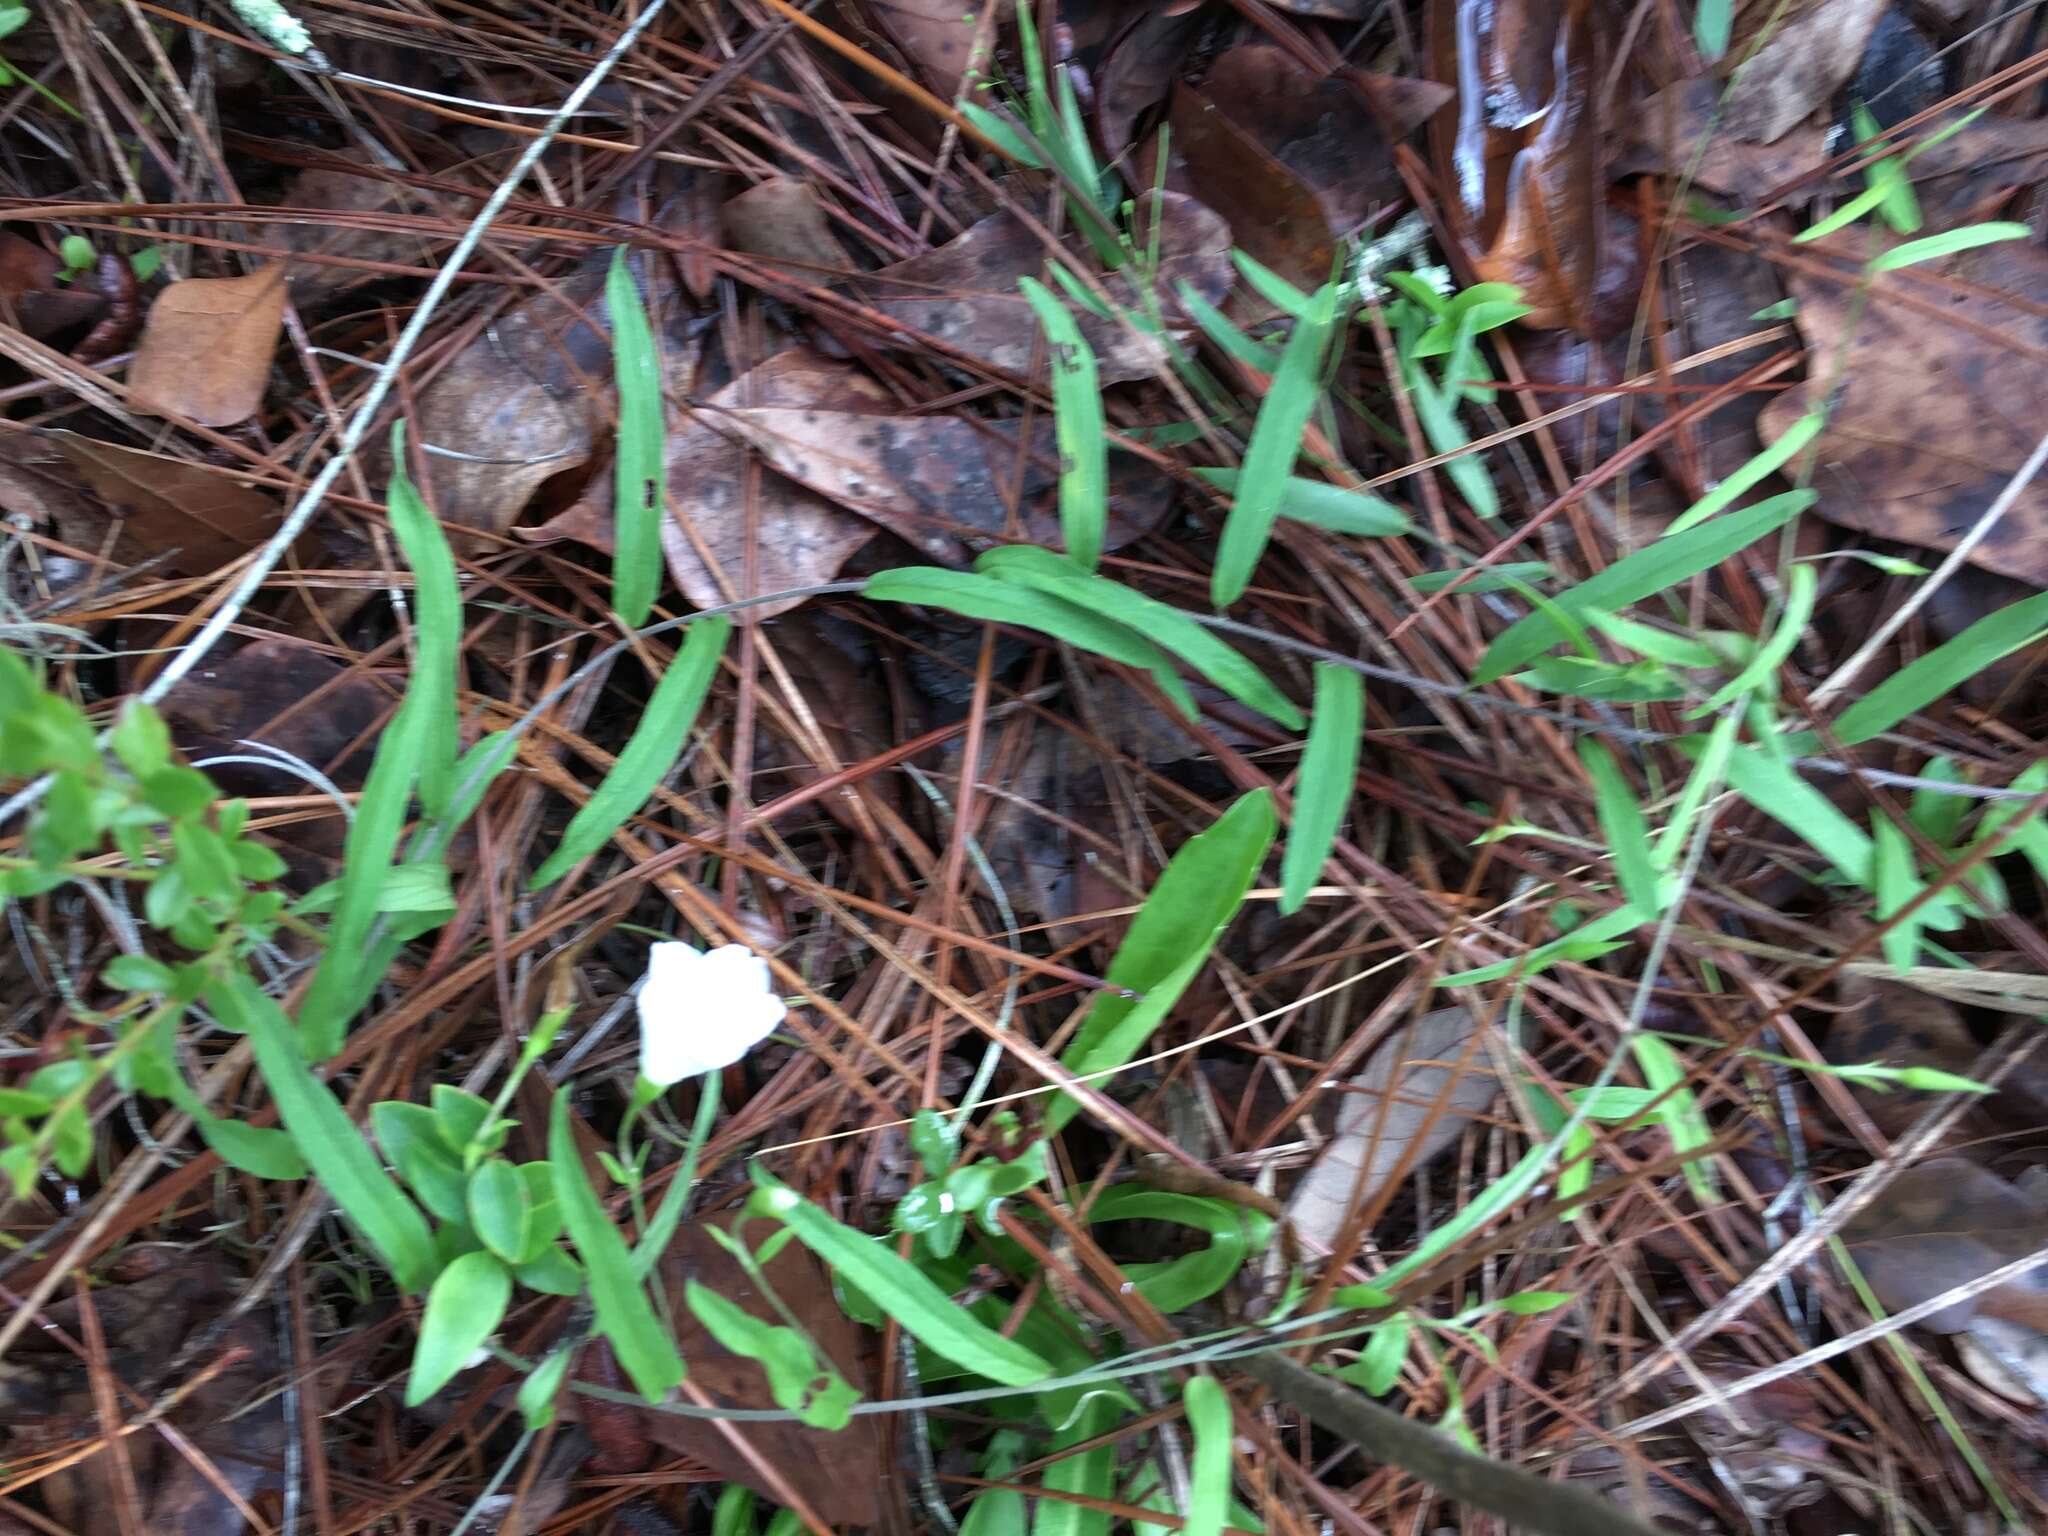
[861,192,1233,383]
[0,230,103,340]
[576,1213,899,1527]
[1167,80,1335,294]
[724,175,854,276]
[256,164,434,305]
[127,265,288,427]
[524,346,883,623]
[1432,0,1621,333]
[1843,1156,2048,1334]
[1722,0,1887,145]
[162,636,393,796]
[1621,76,1831,197]
[1095,7,1200,162]
[1760,239,2048,585]
[869,0,1006,101]
[1287,1006,1498,1251]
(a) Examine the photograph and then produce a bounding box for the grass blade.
[1018,277,1106,571]
[1049,790,1277,1134]
[1693,562,1818,714]
[1183,1376,1232,1536]
[1872,817,1925,971]
[384,422,461,820]
[866,567,1198,719]
[1280,663,1363,914]
[607,247,665,628]
[213,969,435,1292]
[528,617,730,888]
[976,546,1304,727]
[1871,223,2031,271]
[1829,591,2048,746]
[548,1093,685,1400]
[1721,742,1874,887]
[1213,284,1337,607]
[1474,491,1812,684]
[1664,411,1825,536]
[1581,740,1658,912]
[1194,469,1412,537]
[747,1167,1053,1385]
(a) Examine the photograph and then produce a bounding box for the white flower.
[636,942,786,1086]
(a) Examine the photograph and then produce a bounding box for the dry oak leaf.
[861,191,1233,383]
[1760,239,2048,586]
[1287,1005,1499,1252]
[1843,1155,2048,1335]
[127,265,287,427]
[724,175,854,277]
[868,0,1007,102]
[1722,0,1886,145]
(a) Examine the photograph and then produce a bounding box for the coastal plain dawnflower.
[636,941,786,1086]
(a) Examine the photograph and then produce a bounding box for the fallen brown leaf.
[0,230,102,341]
[1723,0,1887,144]
[724,175,853,276]
[861,192,1233,383]
[1167,80,1335,294]
[127,265,288,428]
[868,0,1006,101]
[1760,239,2048,585]
[1843,1156,2048,1335]
[1287,1005,1499,1251]
[256,164,434,305]
[1620,76,1832,197]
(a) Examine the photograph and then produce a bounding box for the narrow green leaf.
[1435,901,1648,986]
[385,422,462,819]
[1652,705,1739,870]
[1086,1188,1268,1313]
[1178,282,1279,371]
[1870,222,2031,271]
[975,546,1303,727]
[529,617,729,888]
[1213,284,1337,607]
[1796,182,1891,242]
[1338,1316,1410,1395]
[1408,561,1554,595]
[407,1250,511,1406]
[1581,740,1658,912]
[1664,411,1825,536]
[1582,611,1725,670]
[1018,277,1106,573]
[447,730,519,829]
[1695,0,1730,59]
[865,567,1197,719]
[1183,1377,1232,1536]
[1631,1032,1714,1203]
[1474,491,1812,684]
[959,102,1045,168]
[607,247,665,628]
[1872,817,1925,972]
[1694,562,1817,714]
[517,1348,573,1429]
[213,970,435,1291]
[1829,591,2048,746]
[747,1167,1052,1386]
[1035,1396,1117,1536]
[1050,790,1277,1134]
[548,1095,684,1400]
[1404,363,1498,519]
[1193,469,1411,537]
[1721,744,1874,886]
[1280,664,1362,914]
[1228,249,1313,319]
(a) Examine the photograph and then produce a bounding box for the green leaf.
[447,730,519,828]
[469,1158,535,1264]
[684,1280,859,1430]
[1872,817,1925,972]
[529,617,730,888]
[1018,277,1106,573]
[1797,182,1893,243]
[1828,591,2048,747]
[1086,1188,1269,1313]
[103,954,175,992]
[517,1348,572,1429]
[1049,790,1277,1135]
[385,421,462,819]
[1474,491,1812,684]
[1402,362,1497,519]
[607,247,666,628]
[513,1244,584,1296]
[1183,1376,1232,1536]
[1336,1315,1409,1396]
[1665,410,1825,536]
[213,970,435,1291]
[1035,1395,1117,1536]
[184,1101,307,1180]
[959,102,1045,168]
[1408,561,1555,595]
[58,234,93,271]
[1580,740,1658,913]
[548,1093,685,1400]
[1652,705,1739,871]
[1178,282,1279,371]
[747,1167,1051,1386]
[1694,0,1730,59]
[406,1250,511,1406]
[975,546,1304,727]
[1436,901,1648,986]
[138,765,215,820]
[1721,744,1874,887]
[1280,664,1362,914]
[1693,561,1817,714]
[1631,1033,1714,1203]
[1193,470,1411,538]
[865,567,1197,719]
[110,703,171,779]
[1870,222,2032,272]
[1213,282,1338,606]
[1228,249,1313,319]
[909,1108,957,1179]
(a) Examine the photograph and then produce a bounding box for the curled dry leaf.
[1760,239,2048,585]
[1095,6,1200,161]
[1722,0,1887,145]
[861,192,1233,383]
[127,265,288,427]
[1287,1005,1498,1252]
